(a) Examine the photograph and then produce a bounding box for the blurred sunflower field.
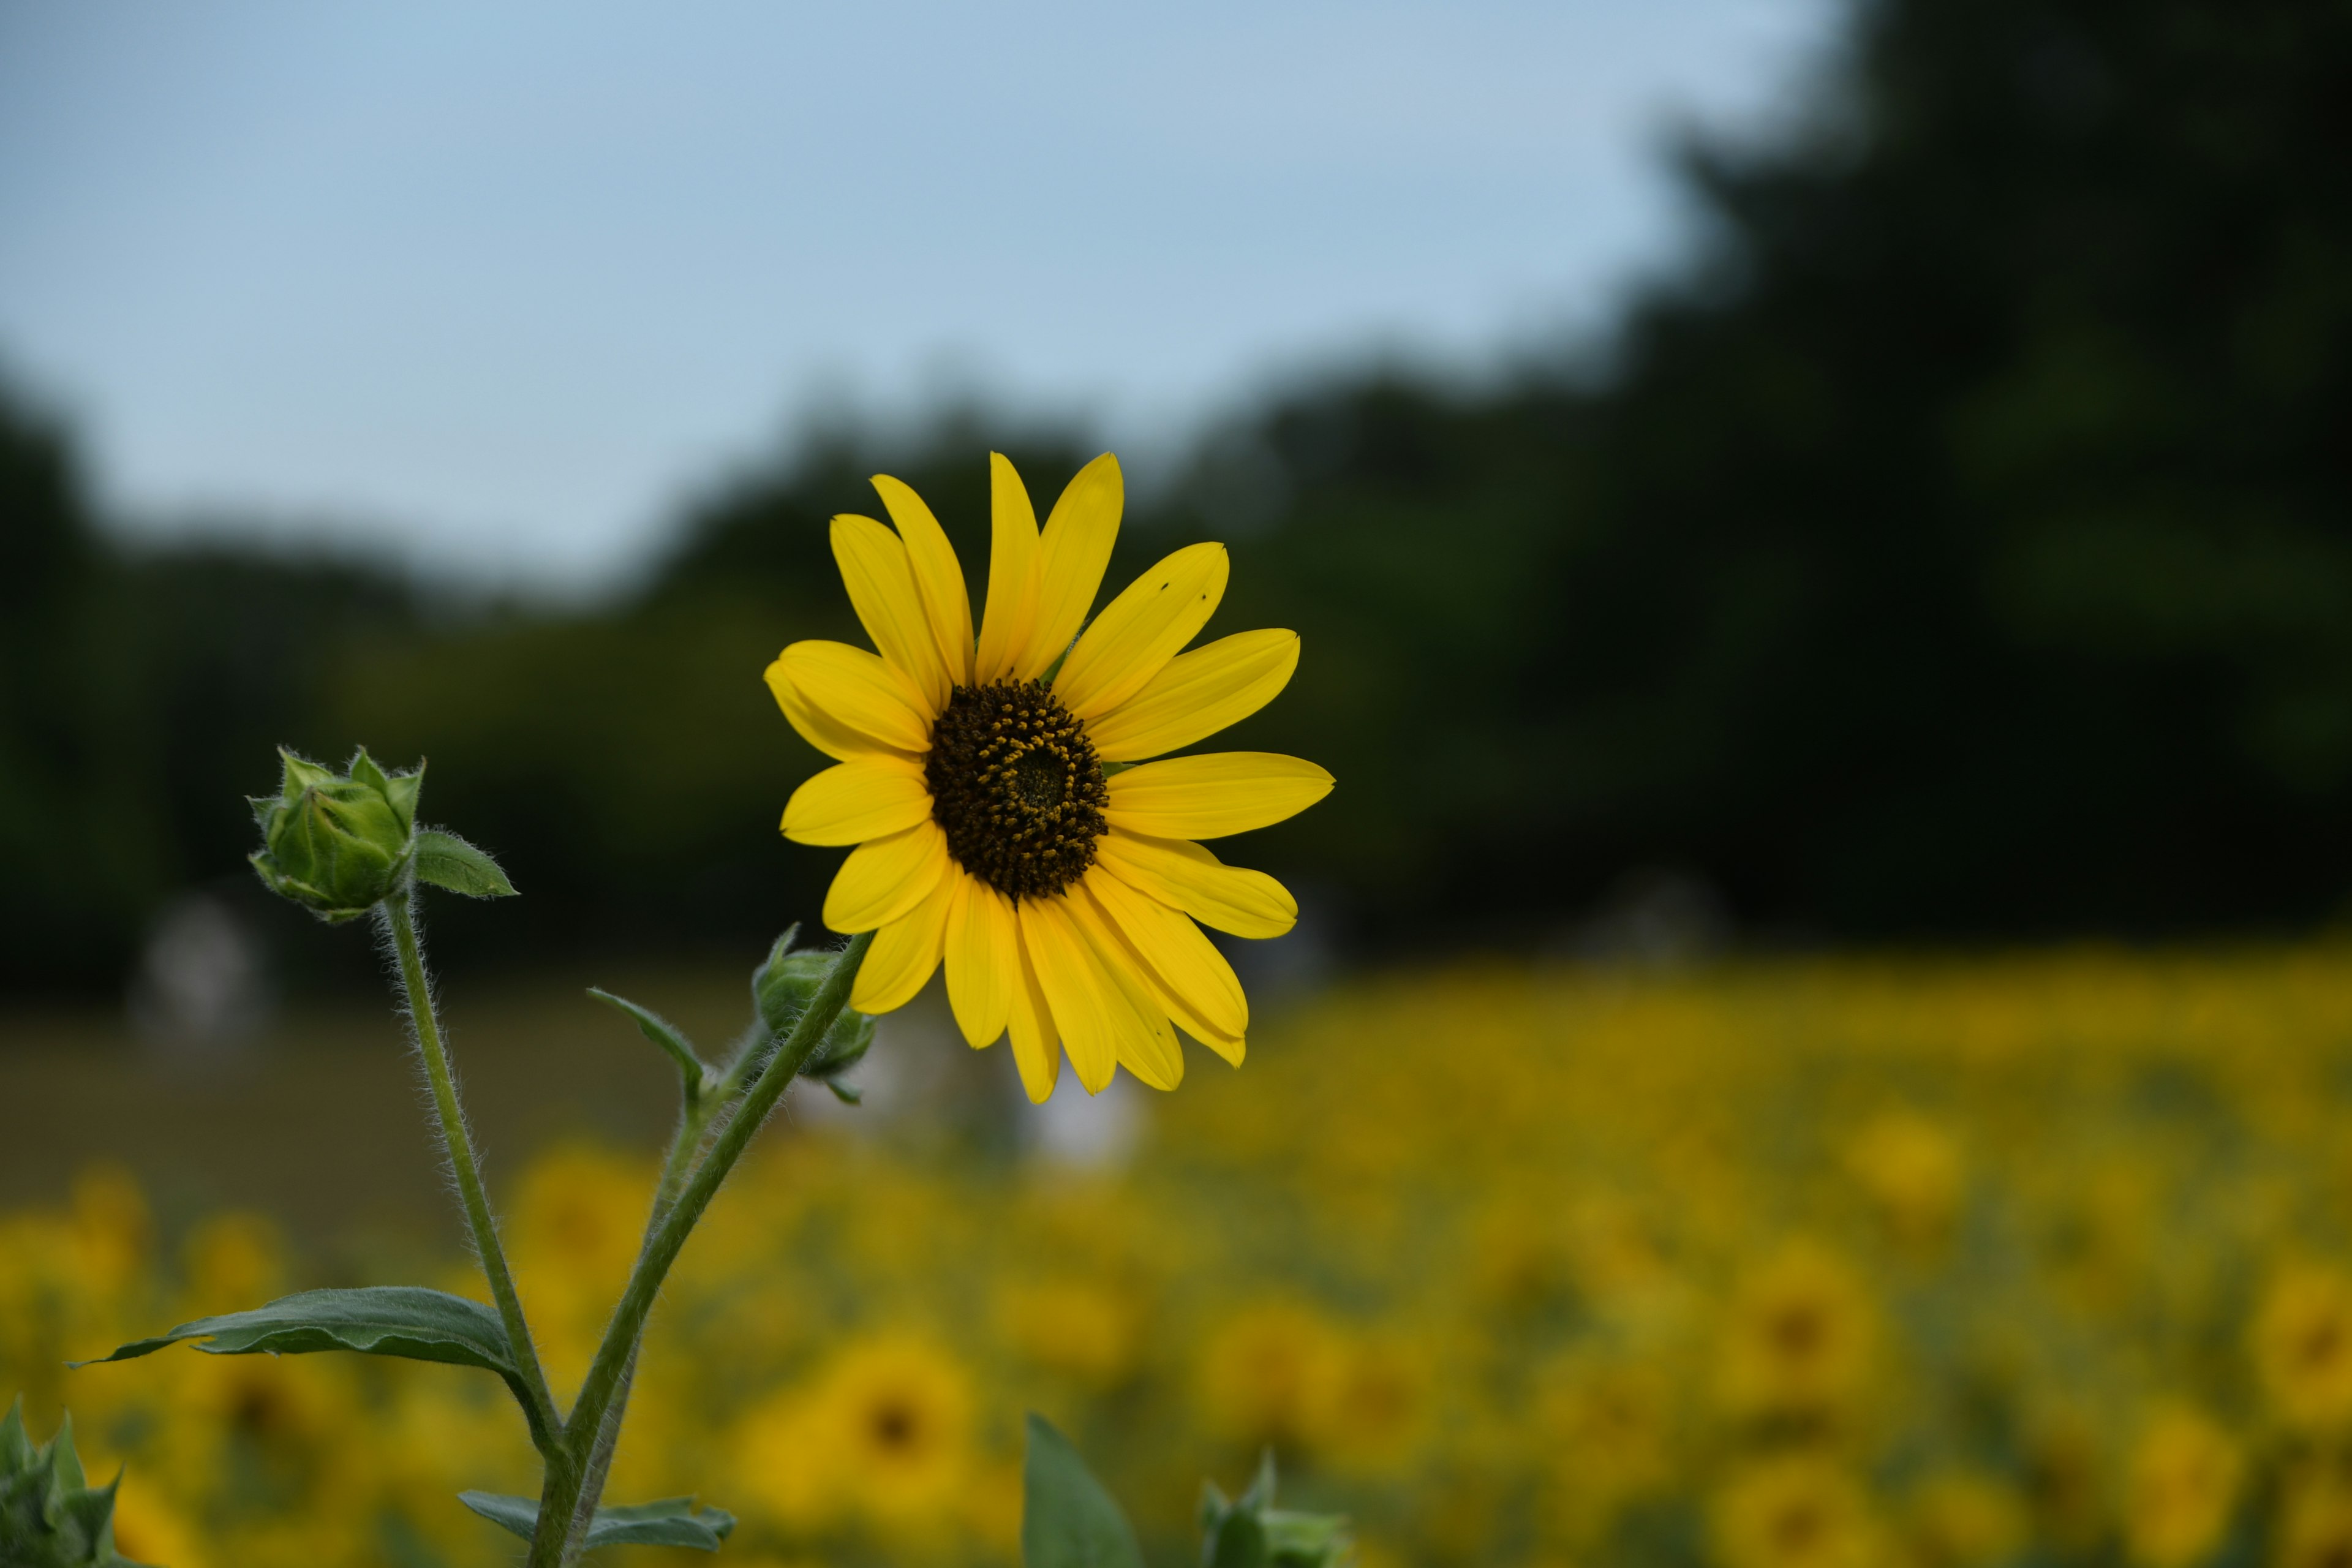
[13,944,2352,1568]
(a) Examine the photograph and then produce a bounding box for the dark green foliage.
[457,1490,736,1550]
[4,0,2349,990]
[1019,1417,1348,1568]
[0,1400,149,1567]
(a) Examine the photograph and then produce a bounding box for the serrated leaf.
[587,988,707,1084]
[411,829,517,899]
[459,1490,736,1549]
[1022,1414,1144,1568]
[78,1287,525,1401]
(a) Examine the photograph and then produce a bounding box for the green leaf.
[458,1491,736,1549]
[587,988,708,1085]
[78,1287,524,1396]
[1022,1414,1144,1568]
[411,829,518,899]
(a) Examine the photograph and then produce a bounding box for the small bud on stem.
[247,747,423,921]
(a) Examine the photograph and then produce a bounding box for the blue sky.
[0,1,1833,589]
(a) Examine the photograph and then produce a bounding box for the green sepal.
[825,1078,863,1105]
[1022,1414,1144,1568]
[412,829,519,899]
[0,1398,152,1567]
[587,988,709,1089]
[458,1490,736,1549]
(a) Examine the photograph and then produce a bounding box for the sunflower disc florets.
[924,679,1108,902]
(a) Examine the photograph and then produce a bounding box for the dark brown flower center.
[926,680,1107,901]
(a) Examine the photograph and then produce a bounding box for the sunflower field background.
[13,944,2352,1568]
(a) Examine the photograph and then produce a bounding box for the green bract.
[0,1400,151,1568]
[247,747,421,921]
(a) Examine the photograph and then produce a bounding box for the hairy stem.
[380,894,561,1450]
[525,930,872,1568]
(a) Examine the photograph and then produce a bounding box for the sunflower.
[765,452,1330,1101]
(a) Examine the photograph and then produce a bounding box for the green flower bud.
[752,924,876,1098]
[1199,1453,1351,1568]
[247,747,421,922]
[0,1399,148,1567]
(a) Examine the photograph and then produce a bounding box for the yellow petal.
[769,641,933,755]
[782,755,932,846]
[1018,893,1164,1095]
[974,453,1042,683]
[944,875,1016,1048]
[851,872,952,1012]
[1016,453,1122,681]
[872,474,974,688]
[1084,865,1247,1041]
[1006,922,1060,1102]
[1102,752,1334,840]
[822,820,948,933]
[1055,542,1230,720]
[1067,878,1193,1087]
[769,665,903,764]
[1085,628,1300,763]
[832,513,952,714]
[1096,829,1298,938]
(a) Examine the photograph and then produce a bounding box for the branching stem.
[524,930,873,1568]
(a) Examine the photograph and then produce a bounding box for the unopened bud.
[752,925,876,1095]
[247,747,421,922]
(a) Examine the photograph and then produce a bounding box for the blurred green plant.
[1022,1416,1348,1568]
[0,1400,148,1568]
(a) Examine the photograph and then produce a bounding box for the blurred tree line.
[6,0,2349,996]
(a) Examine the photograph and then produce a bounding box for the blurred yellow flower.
[1308,1331,1436,1477]
[2254,1263,2352,1433]
[1539,1355,1678,1530]
[2124,1405,2242,1568]
[736,1333,976,1537]
[1904,1469,2026,1568]
[1199,1298,1345,1449]
[995,1276,1143,1387]
[1712,1453,1884,1568]
[179,1212,286,1315]
[767,451,1330,1100]
[1844,1110,1964,1245]
[2274,1465,2352,1568]
[1719,1243,1878,1424]
[107,1480,208,1568]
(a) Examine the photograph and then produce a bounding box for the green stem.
[380,894,562,1451]
[524,930,873,1568]
[553,1071,714,1555]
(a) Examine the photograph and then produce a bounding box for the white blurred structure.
[1026,1070,1145,1170]
[127,892,270,1052]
